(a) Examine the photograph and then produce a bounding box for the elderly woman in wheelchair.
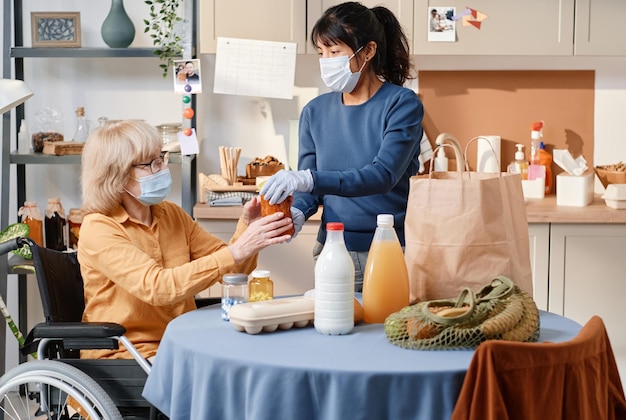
[0,120,293,419]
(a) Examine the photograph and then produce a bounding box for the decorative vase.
[101,0,136,48]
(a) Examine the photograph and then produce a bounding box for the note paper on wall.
[214,37,297,100]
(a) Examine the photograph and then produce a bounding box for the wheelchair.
[0,236,219,419]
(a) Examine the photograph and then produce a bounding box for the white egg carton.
[228,296,314,335]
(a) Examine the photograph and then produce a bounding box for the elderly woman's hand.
[229,209,293,263]
[241,196,263,226]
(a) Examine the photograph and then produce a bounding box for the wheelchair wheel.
[0,359,122,420]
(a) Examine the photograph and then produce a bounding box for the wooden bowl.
[594,166,626,189]
[246,163,284,179]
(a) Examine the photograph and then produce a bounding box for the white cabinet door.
[528,223,550,311]
[306,0,414,54]
[199,0,307,54]
[548,224,626,382]
[413,0,575,55]
[575,0,626,55]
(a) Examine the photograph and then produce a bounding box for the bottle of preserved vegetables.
[45,198,67,251]
[68,208,84,250]
[17,201,44,247]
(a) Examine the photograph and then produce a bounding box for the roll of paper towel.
[476,135,501,173]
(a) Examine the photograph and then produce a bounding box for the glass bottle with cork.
[73,107,91,143]
[17,201,44,247]
[248,269,274,302]
[44,198,67,251]
[362,214,410,323]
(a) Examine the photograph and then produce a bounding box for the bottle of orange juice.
[362,214,410,323]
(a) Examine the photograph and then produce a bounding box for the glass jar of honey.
[249,269,274,302]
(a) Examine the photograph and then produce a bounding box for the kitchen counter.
[194,195,626,224]
[524,195,626,223]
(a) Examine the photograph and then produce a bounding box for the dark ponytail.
[370,6,413,86]
[311,2,414,86]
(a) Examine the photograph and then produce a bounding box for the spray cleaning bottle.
[528,121,545,182]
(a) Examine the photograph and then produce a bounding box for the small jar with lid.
[221,273,248,321]
[248,269,274,302]
[67,208,85,250]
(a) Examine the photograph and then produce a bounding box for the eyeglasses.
[133,152,169,174]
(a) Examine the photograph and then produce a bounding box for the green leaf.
[0,223,32,259]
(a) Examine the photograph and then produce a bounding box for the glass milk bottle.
[362,214,410,323]
[249,269,274,302]
[314,222,354,335]
[17,201,44,247]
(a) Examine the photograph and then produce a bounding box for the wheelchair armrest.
[32,321,126,339]
[195,297,221,308]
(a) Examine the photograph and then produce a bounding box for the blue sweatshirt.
[293,82,424,251]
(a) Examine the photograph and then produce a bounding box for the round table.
[143,306,581,420]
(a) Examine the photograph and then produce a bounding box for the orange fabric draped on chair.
[451,316,626,420]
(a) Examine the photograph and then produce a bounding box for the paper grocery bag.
[404,169,533,303]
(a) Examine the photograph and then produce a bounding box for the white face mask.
[319,47,366,93]
[126,168,173,206]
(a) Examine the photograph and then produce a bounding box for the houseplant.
[144,0,183,77]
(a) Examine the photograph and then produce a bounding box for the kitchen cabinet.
[306,0,414,54]
[198,0,307,54]
[548,224,626,381]
[413,0,575,56]
[574,0,626,56]
[528,223,550,311]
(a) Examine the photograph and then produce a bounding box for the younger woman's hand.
[229,211,293,263]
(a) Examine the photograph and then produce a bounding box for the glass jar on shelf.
[155,123,181,147]
[68,208,85,250]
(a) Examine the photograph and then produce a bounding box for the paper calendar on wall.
[214,37,297,100]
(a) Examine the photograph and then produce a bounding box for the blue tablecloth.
[143,307,581,420]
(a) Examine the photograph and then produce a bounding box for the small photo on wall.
[173,59,202,94]
[428,7,456,42]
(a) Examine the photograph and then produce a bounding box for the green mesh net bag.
[385,276,540,350]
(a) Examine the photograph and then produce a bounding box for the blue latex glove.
[290,207,305,239]
[260,169,314,205]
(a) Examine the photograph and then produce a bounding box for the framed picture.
[31,12,81,48]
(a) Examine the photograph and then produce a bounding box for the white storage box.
[522,178,545,199]
[556,172,594,207]
[602,184,626,209]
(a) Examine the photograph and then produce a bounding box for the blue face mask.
[127,168,172,206]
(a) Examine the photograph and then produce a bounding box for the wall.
[4,1,626,372]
